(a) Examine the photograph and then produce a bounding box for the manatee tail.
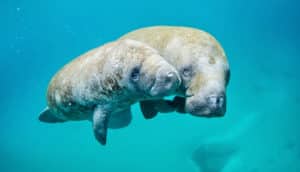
[39,107,66,123]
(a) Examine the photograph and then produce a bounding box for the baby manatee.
[39,39,181,145]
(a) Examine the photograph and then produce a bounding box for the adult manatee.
[120,26,230,118]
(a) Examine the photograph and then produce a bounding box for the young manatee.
[39,39,181,145]
[120,26,230,118]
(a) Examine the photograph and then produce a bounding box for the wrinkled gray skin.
[38,39,181,145]
[120,26,230,118]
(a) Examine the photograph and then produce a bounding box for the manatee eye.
[225,69,230,85]
[182,66,193,78]
[130,66,140,82]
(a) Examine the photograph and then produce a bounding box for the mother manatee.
[120,26,230,118]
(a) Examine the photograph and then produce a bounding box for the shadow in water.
[192,143,238,172]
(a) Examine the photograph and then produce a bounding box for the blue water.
[1,0,300,171]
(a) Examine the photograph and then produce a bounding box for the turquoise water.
[1,0,300,171]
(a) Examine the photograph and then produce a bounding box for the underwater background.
[1,0,300,171]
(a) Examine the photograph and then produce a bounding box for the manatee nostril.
[216,96,223,105]
[207,94,225,108]
[207,95,217,104]
[167,72,174,78]
[165,72,176,83]
[218,96,224,105]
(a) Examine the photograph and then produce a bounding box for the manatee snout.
[206,92,226,115]
[184,67,229,117]
[186,91,226,117]
[150,66,181,97]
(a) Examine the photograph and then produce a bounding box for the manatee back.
[120,26,209,48]
[45,42,118,120]
[120,26,227,62]
[44,39,160,121]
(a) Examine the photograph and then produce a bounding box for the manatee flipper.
[140,100,159,119]
[108,108,132,129]
[140,99,180,119]
[154,99,179,113]
[39,107,66,123]
[171,96,186,114]
[92,106,109,145]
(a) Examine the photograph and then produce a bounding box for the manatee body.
[39,39,181,145]
[120,26,230,118]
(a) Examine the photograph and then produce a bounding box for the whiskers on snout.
[186,92,226,117]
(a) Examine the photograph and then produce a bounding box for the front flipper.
[92,106,109,145]
[140,99,177,119]
[108,108,132,129]
[140,100,159,119]
[39,107,66,123]
[171,96,186,114]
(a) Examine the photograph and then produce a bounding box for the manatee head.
[165,36,230,117]
[119,39,181,99]
[185,43,229,117]
[184,58,230,117]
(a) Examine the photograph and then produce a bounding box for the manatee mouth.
[143,78,156,98]
[189,105,226,117]
[186,94,226,117]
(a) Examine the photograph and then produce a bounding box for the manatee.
[120,26,230,118]
[38,39,181,145]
